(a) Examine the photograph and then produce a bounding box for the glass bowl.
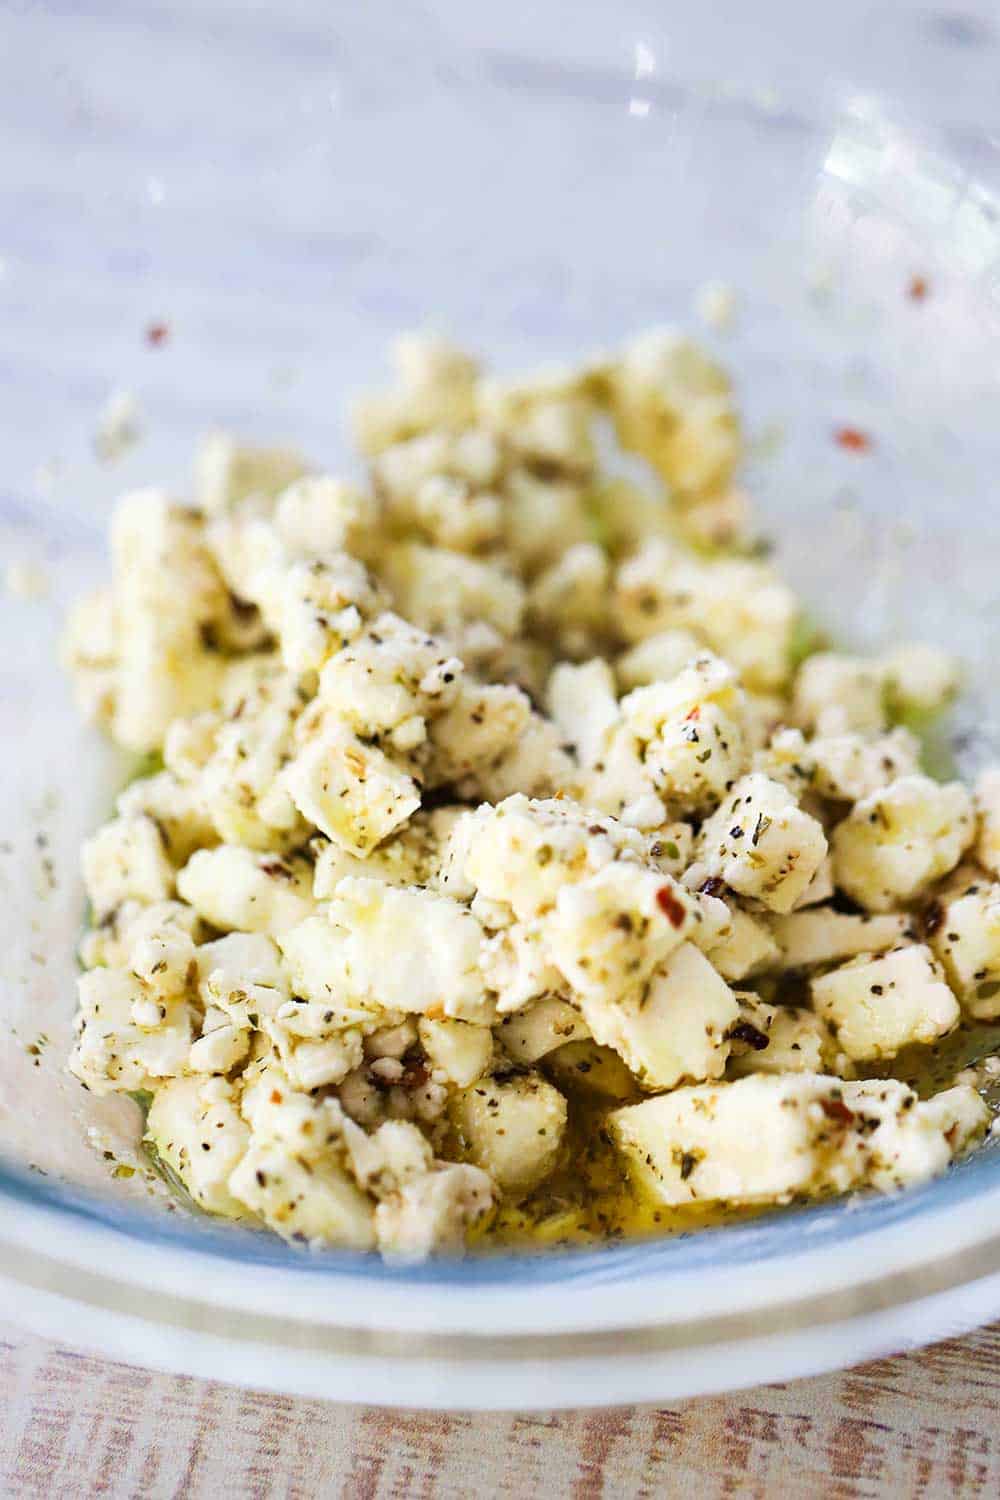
[2,2,1000,1407]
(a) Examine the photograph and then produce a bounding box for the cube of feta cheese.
[812,945,959,1061]
[479,921,565,1014]
[196,932,290,1028]
[60,588,117,727]
[808,728,921,803]
[704,906,780,982]
[974,768,1000,878]
[109,491,229,751]
[615,629,703,691]
[462,794,670,922]
[769,908,912,971]
[380,542,524,651]
[272,555,379,678]
[177,847,314,937]
[284,727,420,857]
[608,329,740,498]
[620,653,748,814]
[927,879,1000,1018]
[832,775,975,912]
[427,681,532,787]
[283,878,490,1023]
[614,543,796,691]
[375,1162,495,1260]
[726,994,841,1078]
[417,1017,494,1086]
[146,1076,250,1216]
[451,1072,567,1194]
[547,659,620,770]
[545,862,694,1005]
[318,612,463,740]
[353,346,480,455]
[229,1141,375,1249]
[81,814,175,920]
[693,773,828,913]
[577,942,738,1089]
[794,653,886,736]
[70,968,193,1096]
[609,1074,987,1206]
[880,642,958,718]
[116,770,219,865]
[273,474,374,558]
[496,998,591,1065]
[527,543,610,656]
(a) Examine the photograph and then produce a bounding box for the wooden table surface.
[2,1322,998,1498]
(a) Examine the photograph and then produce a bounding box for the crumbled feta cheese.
[64,327,993,1261]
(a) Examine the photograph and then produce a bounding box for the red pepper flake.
[656,886,687,928]
[907,275,929,302]
[820,1096,855,1126]
[684,705,701,722]
[146,322,170,347]
[834,426,872,453]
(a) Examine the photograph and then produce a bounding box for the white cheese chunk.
[177,847,314,937]
[610,1074,987,1206]
[832,775,975,912]
[812,945,959,1061]
[451,1072,567,1194]
[577,942,737,1089]
[693,773,828,913]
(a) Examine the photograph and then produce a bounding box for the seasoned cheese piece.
[109,491,228,750]
[461,795,654,921]
[229,1141,375,1249]
[283,878,490,1024]
[693,773,828,913]
[832,775,975,912]
[285,727,420,857]
[620,653,748,814]
[769,908,911,971]
[177,847,314,937]
[146,1076,250,1217]
[615,629,703,690]
[451,1072,567,1194]
[794,653,886,736]
[727,995,841,1078]
[705,906,780,982]
[497,998,591,1064]
[974,768,1000,877]
[928,879,1000,1018]
[545,862,694,1005]
[81,814,175,920]
[317,612,463,740]
[577,942,737,1089]
[547,658,620,770]
[70,968,193,1096]
[610,1075,987,1206]
[608,329,740,498]
[417,1017,494,1087]
[812,945,959,1061]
